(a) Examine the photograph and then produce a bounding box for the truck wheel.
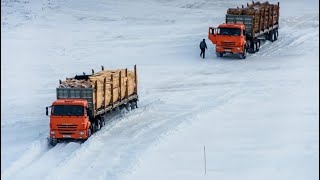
[96,120,101,131]
[50,138,58,146]
[125,103,131,111]
[239,47,247,59]
[100,119,105,128]
[270,31,275,42]
[131,102,136,110]
[88,128,92,137]
[216,52,223,57]
[275,30,278,41]
[256,41,260,52]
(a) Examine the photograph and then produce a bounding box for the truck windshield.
[52,105,84,116]
[219,28,241,36]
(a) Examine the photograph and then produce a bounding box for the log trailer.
[46,65,138,146]
[208,1,280,59]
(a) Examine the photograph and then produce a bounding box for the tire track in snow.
[1,99,159,180]
[1,139,49,180]
[256,15,319,57]
[37,74,248,180]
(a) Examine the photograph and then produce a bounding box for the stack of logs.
[227,1,279,33]
[59,68,136,109]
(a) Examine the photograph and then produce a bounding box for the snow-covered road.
[1,0,318,180]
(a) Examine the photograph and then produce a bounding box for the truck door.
[208,27,218,44]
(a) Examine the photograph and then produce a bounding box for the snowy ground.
[1,0,319,180]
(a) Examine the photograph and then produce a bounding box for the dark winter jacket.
[200,41,207,49]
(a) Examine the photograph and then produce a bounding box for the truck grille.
[221,41,236,47]
[57,124,78,135]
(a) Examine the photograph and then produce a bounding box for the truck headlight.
[237,47,240,50]
[50,131,55,134]
[79,131,85,135]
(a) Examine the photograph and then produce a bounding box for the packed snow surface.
[1,0,319,180]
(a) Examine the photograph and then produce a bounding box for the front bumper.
[50,129,88,139]
[216,46,244,53]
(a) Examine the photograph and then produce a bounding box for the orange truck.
[46,65,138,146]
[208,1,280,59]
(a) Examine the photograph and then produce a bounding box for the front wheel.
[216,52,223,57]
[50,138,58,146]
[239,47,247,59]
[87,128,92,138]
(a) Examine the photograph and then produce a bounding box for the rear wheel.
[125,103,131,111]
[256,41,260,52]
[87,128,92,138]
[100,119,105,128]
[96,120,101,131]
[131,102,136,110]
[91,123,97,133]
[270,31,275,42]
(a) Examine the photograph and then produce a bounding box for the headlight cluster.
[79,131,85,135]
[50,131,55,134]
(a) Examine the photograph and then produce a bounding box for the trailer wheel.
[256,41,260,52]
[131,102,136,110]
[125,103,131,111]
[100,119,105,128]
[270,31,275,42]
[96,120,101,131]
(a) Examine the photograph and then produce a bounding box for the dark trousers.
[200,48,206,58]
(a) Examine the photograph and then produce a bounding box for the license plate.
[225,49,231,52]
[63,135,71,138]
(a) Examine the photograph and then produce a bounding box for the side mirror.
[46,107,49,116]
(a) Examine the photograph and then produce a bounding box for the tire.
[270,31,274,42]
[50,138,58,146]
[96,120,101,131]
[131,102,136,110]
[275,30,278,41]
[125,103,131,111]
[256,41,260,52]
[239,47,247,59]
[91,123,96,133]
[100,119,104,128]
[87,128,92,138]
[216,52,223,57]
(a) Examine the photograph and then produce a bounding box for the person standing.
[199,39,208,59]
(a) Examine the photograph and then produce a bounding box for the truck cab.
[46,99,91,146]
[208,23,247,59]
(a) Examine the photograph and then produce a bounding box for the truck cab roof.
[52,99,88,106]
[218,23,245,29]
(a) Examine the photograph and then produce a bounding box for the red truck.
[209,1,280,59]
[46,65,138,146]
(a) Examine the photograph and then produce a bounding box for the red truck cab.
[208,23,247,59]
[46,99,91,145]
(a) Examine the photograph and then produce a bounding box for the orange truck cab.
[46,99,91,145]
[209,23,248,59]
